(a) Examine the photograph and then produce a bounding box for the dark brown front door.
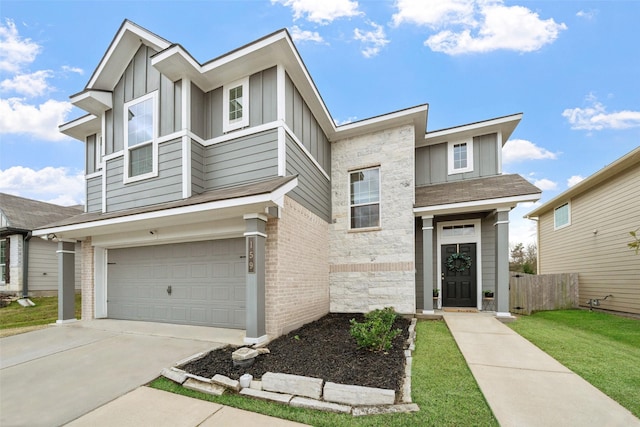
[442,243,477,307]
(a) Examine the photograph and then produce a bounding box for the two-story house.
[35,20,540,343]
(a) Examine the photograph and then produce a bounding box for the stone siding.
[330,124,415,314]
[81,238,95,320]
[265,196,330,337]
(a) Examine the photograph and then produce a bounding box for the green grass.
[508,310,640,418]
[0,294,81,330]
[150,320,497,426]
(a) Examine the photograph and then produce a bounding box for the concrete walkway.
[0,320,302,427]
[443,312,640,427]
[67,386,308,427]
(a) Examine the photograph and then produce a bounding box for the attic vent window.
[223,77,249,133]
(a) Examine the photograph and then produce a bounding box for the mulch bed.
[181,313,410,392]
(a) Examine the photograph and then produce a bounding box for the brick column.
[81,238,95,320]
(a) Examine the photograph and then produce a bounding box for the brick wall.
[330,124,416,314]
[81,237,94,319]
[265,196,329,337]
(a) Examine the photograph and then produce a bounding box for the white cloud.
[354,22,389,58]
[334,116,358,126]
[392,0,475,28]
[562,95,640,131]
[567,175,584,188]
[576,9,598,20]
[61,65,84,75]
[533,178,557,191]
[0,19,41,72]
[1,70,53,97]
[392,0,566,55]
[0,97,72,141]
[509,204,539,246]
[0,166,85,206]
[290,26,325,43]
[502,139,558,163]
[272,0,362,24]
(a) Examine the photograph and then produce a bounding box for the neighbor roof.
[415,174,541,209]
[526,146,640,218]
[0,193,83,233]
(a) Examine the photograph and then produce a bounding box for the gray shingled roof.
[0,193,83,232]
[415,174,541,208]
[35,175,297,230]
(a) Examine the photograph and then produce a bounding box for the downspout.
[22,231,32,298]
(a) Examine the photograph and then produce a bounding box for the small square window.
[448,140,473,174]
[554,202,571,229]
[223,77,250,133]
[350,167,380,229]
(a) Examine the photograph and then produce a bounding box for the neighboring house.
[34,20,540,343]
[526,147,640,316]
[0,193,82,296]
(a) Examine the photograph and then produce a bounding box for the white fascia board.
[333,105,428,144]
[421,113,522,147]
[413,193,541,216]
[59,114,101,141]
[87,21,171,90]
[33,177,299,238]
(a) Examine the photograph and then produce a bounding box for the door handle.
[167,285,172,295]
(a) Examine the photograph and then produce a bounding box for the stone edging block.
[161,367,187,384]
[240,387,293,404]
[183,378,226,396]
[324,382,395,406]
[352,403,420,417]
[212,374,240,392]
[262,372,323,400]
[290,397,352,414]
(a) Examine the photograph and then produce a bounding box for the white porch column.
[244,213,267,345]
[494,209,511,317]
[57,241,76,323]
[422,216,435,314]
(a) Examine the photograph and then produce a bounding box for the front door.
[442,243,477,307]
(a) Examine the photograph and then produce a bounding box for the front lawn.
[0,294,81,335]
[508,309,640,418]
[150,319,497,426]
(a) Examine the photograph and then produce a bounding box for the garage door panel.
[108,239,245,328]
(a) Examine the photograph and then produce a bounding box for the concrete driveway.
[0,320,245,427]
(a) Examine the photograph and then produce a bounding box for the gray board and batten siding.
[86,176,102,213]
[105,139,183,212]
[415,133,498,186]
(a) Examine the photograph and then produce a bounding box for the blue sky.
[1,0,639,246]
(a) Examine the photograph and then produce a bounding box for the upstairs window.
[448,140,473,174]
[223,77,249,133]
[124,92,157,182]
[350,167,380,229]
[554,202,571,229]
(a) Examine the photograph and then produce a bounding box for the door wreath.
[446,252,472,272]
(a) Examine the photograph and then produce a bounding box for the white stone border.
[161,317,419,416]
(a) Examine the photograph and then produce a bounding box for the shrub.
[349,307,402,352]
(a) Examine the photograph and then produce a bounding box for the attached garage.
[107,238,246,328]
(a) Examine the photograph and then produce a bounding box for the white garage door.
[107,239,245,328]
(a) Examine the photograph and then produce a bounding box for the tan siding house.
[527,147,640,316]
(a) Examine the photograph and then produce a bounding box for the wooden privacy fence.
[510,272,579,315]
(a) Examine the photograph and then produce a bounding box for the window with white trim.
[350,167,380,229]
[554,202,570,229]
[223,77,249,133]
[448,140,473,174]
[95,133,103,170]
[124,92,157,181]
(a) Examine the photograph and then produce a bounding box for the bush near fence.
[509,272,579,315]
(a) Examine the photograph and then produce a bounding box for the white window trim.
[348,166,381,231]
[123,92,159,184]
[0,238,6,284]
[223,76,250,133]
[553,201,571,230]
[448,139,474,175]
[95,132,103,170]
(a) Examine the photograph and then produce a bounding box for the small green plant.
[349,307,402,352]
[433,288,439,297]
